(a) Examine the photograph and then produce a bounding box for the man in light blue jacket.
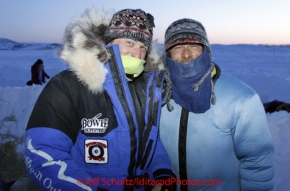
[160,18,274,191]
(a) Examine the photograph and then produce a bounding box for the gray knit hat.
[103,9,155,47]
[164,18,210,52]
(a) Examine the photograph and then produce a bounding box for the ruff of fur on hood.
[57,8,164,94]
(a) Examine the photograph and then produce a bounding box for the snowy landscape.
[0,38,289,190]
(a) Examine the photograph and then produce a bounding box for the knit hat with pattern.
[164,18,210,52]
[103,9,155,47]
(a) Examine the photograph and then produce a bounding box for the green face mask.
[121,55,146,78]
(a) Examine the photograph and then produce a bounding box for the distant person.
[24,8,176,191]
[26,59,49,86]
[159,18,275,190]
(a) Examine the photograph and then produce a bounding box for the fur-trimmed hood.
[57,8,164,94]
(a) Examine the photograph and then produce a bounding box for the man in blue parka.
[24,8,176,191]
[160,18,274,191]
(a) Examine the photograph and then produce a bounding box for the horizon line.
[1,37,290,46]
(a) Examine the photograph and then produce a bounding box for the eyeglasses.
[171,44,203,54]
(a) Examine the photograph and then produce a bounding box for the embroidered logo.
[85,139,108,164]
[81,113,108,134]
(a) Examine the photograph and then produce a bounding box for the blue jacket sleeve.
[147,133,176,180]
[232,94,275,191]
[25,128,99,191]
[24,75,102,191]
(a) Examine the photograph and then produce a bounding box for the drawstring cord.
[191,62,216,105]
[165,62,217,112]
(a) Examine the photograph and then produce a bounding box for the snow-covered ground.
[0,41,289,190]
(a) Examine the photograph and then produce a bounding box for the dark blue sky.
[1,0,290,44]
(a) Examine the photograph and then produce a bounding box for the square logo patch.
[85,139,108,164]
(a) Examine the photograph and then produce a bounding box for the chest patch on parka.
[81,113,109,134]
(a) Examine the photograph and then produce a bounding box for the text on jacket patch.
[85,139,108,164]
[81,113,108,133]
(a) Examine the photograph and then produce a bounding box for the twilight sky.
[1,0,290,45]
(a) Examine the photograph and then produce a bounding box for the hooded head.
[103,9,155,48]
[162,19,217,113]
[57,8,163,94]
[164,18,211,58]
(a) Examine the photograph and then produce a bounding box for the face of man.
[110,38,148,60]
[170,43,203,64]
